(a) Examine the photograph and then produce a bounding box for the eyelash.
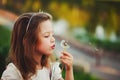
[44,34,54,38]
[44,36,49,38]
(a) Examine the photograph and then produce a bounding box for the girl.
[1,12,74,80]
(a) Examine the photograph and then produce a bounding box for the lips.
[51,44,55,49]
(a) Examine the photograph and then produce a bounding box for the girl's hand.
[60,51,73,70]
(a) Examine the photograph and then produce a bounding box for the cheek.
[37,41,47,49]
[36,40,50,54]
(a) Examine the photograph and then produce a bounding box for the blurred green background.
[1,0,120,51]
[0,0,120,80]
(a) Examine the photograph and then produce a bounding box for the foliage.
[74,32,120,53]
[90,37,120,53]
[1,0,120,35]
[62,66,100,80]
[0,25,11,77]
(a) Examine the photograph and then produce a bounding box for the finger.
[60,56,73,63]
[61,52,74,63]
[60,59,73,66]
[60,55,70,59]
[61,51,73,58]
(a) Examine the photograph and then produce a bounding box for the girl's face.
[36,20,55,56]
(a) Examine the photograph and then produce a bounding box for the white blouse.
[1,62,64,80]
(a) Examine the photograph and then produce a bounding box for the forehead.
[38,20,53,33]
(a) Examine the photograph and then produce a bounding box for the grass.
[74,32,120,53]
[62,66,100,80]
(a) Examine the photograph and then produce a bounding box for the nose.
[51,36,55,43]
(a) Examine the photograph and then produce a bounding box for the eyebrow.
[42,31,54,35]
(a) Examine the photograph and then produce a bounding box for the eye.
[44,35,49,38]
[44,34,50,38]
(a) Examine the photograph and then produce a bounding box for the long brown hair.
[8,12,52,79]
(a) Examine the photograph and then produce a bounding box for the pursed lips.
[51,44,55,49]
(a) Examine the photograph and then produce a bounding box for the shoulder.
[51,62,61,72]
[1,63,23,80]
[51,62,60,68]
[50,62,64,80]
